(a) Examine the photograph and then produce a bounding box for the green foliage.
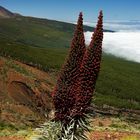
[94,93,140,110]
[0,16,73,71]
[95,54,140,109]
[0,17,73,48]
[0,38,68,71]
[36,121,61,140]
[0,16,97,50]
[0,122,18,131]
[35,117,90,140]
[0,121,29,137]
[60,119,88,140]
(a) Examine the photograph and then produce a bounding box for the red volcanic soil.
[0,57,54,126]
[1,131,139,140]
[0,136,25,140]
[87,131,140,140]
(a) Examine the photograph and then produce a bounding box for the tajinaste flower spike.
[72,11,103,118]
[52,12,86,122]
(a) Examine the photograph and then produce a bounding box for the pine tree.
[52,12,86,122]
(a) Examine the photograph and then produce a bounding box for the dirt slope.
[0,6,15,18]
[0,57,54,127]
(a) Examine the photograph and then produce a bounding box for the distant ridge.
[0,6,15,18]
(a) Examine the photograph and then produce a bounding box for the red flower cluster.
[52,11,103,123]
[52,12,86,122]
[71,11,103,117]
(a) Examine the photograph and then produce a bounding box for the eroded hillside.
[0,57,54,127]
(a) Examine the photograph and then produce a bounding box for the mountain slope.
[0,15,94,71]
[0,6,140,113]
[0,6,15,18]
[0,6,112,70]
[0,57,54,127]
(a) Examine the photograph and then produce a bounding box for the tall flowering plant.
[52,12,86,123]
[51,11,103,140]
[72,11,103,118]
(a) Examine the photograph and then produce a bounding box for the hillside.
[0,57,54,127]
[0,6,15,18]
[0,6,140,111]
[0,13,91,70]
[0,57,140,140]
[0,17,111,71]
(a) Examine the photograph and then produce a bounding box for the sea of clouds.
[84,21,140,63]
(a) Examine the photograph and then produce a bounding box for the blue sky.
[0,0,140,22]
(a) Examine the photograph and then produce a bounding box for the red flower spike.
[52,12,86,122]
[72,11,103,117]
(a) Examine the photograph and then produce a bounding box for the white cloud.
[103,22,140,31]
[84,31,140,63]
[83,21,140,31]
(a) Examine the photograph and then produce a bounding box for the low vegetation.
[95,54,140,110]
